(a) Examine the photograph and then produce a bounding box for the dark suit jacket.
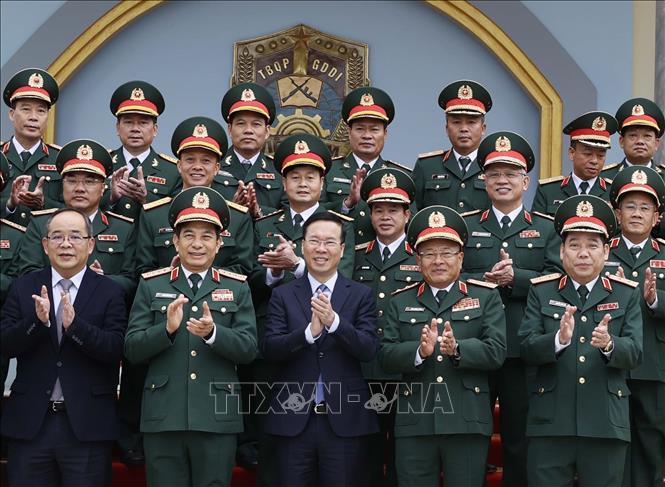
[261,275,379,438]
[1,267,127,441]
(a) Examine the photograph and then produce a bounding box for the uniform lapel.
[589,178,606,197]
[559,276,582,309]
[275,209,299,241]
[480,209,504,240]
[294,277,313,322]
[445,153,464,180]
[561,176,577,198]
[634,238,658,269]
[342,153,359,178]
[417,283,439,314]
[91,211,108,237]
[611,238,634,268]
[583,278,610,312]
[462,159,481,182]
[223,149,248,181]
[3,140,22,171]
[141,148,161,177]
[382,239,411,271]
[440,282,464,314]
[172,266,195,301]
[365,240,384,271]
[26,142,48,170]
[195,269,219,304]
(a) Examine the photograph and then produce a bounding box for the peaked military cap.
[615,97,664,138]
[110,80,165,118]
[221,82,276,124]
[361,167,415,205]
[169,186,230,231]
[3,68,59,107]
[56,139,113,178]
[609,165,665,213]
[274,133,331,175]
[438,80,492,116]
[0,152,9,191]
[342,87,395,125]
[171,116,228,158]
[478,131,535,173]
[554,195,617,238]
[407,205,468,249]
[563,111,618,149]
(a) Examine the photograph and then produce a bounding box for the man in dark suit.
[262,211,379,487]
[1,207,127,487]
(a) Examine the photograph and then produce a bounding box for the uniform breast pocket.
[472,178,486,190]
[258,236,281,252]
[461,375,490,423]
[253,177,279,192]
[393,270,421,285]
[424,179,451,191]
[514,238,546,268]
[546,202,562,215]
[326,181,351,197]
[464,238,496,268]
[214,173,239,189]
[220,235,237,250]
[152,233,174,249]
[607,377,630,428]
[540,306,567,332]
[145,178,171,197]
[528,368,557,423]
[593,309,626,334]
[353,267,376,283]
[143,375,169,421]
[95,239,125,258]
[150,299,172,324]
[398,311,430,340]
[0,245,15,264]
[210,301,239,328]
[450,307,483,339]
[211,379,240,421]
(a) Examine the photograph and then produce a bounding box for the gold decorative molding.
[45,1,164,143]
[632,0,656,98]
[426,1,563,178]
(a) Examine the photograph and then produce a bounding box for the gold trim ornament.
[130,87,145,101]
[631,104,644,116]
[380,172,397,189]
[241,88,256,102]
[429,211,446,228]
[193,124,208,138]
[576,200,593,218]
[192,191,210,209]
[458,84,473,100]
[592,116,607,131]
[29,73,44,89]
[294,140,310,154]
[360,93,375,106]
[76,144,93,160]
[495,136,511,152]
[631,169,647,185]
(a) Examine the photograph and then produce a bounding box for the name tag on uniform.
[400,265,421,272]
[548,299,568,308]
[98,234,118,241]
[553,200,563,205]
[158,227,173,234]
[431,174,448,180]
[472,231,491,238]
[452,298,480,311]
[597,302,619,311]
[605,261,621,267]
[38,164,57,171]
[333,177,351,184]
[519,230,540,238]
[360,265,371,270]
[212,289,234,301]
[256,173,275,180]
[405,307,425,312]
[650,259,665,268]
[0,240,9,249]
[217,170,234,177]
[155,293,177,299]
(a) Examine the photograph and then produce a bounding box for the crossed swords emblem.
[281,76,318,104]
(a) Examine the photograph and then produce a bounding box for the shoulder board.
[226,200,249,213]
[263,153,273,160]
[466,278,498,289]
[332,155,345,161]
[158,153,178,164]
[391,281,420,296]
[355,241,371,251]
[656,163,665,170]
[46,143,62,151]
[538,175,565,184]
[0,218,27,232]
[601,162,621,171]
[218,268,247,282]
[143,196,172,211]
[530,273,562,285]
[461,209,482,218]
[106,211,134,223]
[418,149,444,158]
[141,267,171,280]
[31,208,58,217]
[327,209,354,222]
[603,177,613,184]
[532,211,554,221]
[607,274,639,288]
[657,238,665,246]
[255,209,284,221]
[384,160,413,172]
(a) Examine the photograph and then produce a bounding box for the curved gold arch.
[45,0,562,177]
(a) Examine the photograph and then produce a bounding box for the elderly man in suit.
[262,211,379,487]
[1,207,127,487]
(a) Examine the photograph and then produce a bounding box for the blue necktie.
[315,284,329,404]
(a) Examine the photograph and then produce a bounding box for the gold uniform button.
[377,328,383,336]
[410,318,416,324]
[527,243,533,249]
[406,276,412,282]
[108,247,114,253]
[191,350,197,357]
[476,243,481,249]
[437,318,443,324]
[538,387,544,395]
[437,336,443,343]
[337,189,342,194]
[435,184,440,190]
[266,184,271,189]
[579,355,586,363]
[191,305,199,312]
[404,390,410,396]
[153,188,158,194]
[474,386,480,394]
[659,273,664,279]
[378,310,383,317]
[359,211,366,217]
[436,376,443,383]
[458,202,464,208]
[380,276,386,282]
[581,316,587,323]
[190,373,197,380]
[464,315,470,321]
[45,176,51,181]
[502,242,508,248]
[437,355,443,362]
[224,181,229,186]
[269,243,274,249]
[161,306,166,311]
[580,336,586,343]
[605,271,610,276]
[221,307,227,313]
[378,292,385,299]
[125,203,132,209]
[359,276,364,281]
[460,182,466,189]
[578,377,586,385]
[164,240,170,246]
[20,212,26,218]
[618,390,623,398]
[292,243,297,249]
[358,231,364,236]
[553,313,560,319]
[632,271,638,278]
[151,384,155,389]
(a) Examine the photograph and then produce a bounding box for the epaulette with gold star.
[332,155,345,161]
[159,153,178,164]
[226,200,249,213]
[46,143,62,151]
[391,281,420,296]
[600,162,621,172]
[417,149,444,159]
[143,196,172,211]
[106,211,134,223]
[384,160,413,172]
[31,208,58,217]
[141,267,171,280]
[532,211,554,221]
[0,218,27,232]
[657,238,665,246]
[461,209,482,218]
[466,278,498,289]
[255,209,284,222]
[218,268,247,282]
[530,273,562,285]
[328,210,353,222]
[355,241,371,251]
[607,274,639,288]
[538,175,565,185]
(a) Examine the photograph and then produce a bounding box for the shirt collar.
[12,136,41,155]
[290,203,319,223]
[377,234,406,256]
[181,266,208,283]
[624,159,653,169]
[352,153,379,169]
[308,272,339,295]
[491,205,523,225]
[51,265,87,291]
[571,172,597,193]
[452,148,478,164]
[123,147,151,167]
[88,210,98,223]
[233,149,260,165]
[621,235,649,250]
[571,276,599,292]
[429,281,455,299]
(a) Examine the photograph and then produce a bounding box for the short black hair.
[45,207,93,236]
[302,211,346,243]
[348,118,388,130]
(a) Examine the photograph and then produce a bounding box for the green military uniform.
[531,172,613,215]
[379,205,507,487]
[124,186,257,487]
[604,166,665,487]
[518,195,643,487]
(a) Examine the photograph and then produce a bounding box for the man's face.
[484,162,529,207]
[42,211,94,276]
[9,99,49,143]
[178,148,220,188]
[173,221,222,273]
[348,119,387,161]
[416,239,463,289]
[445,114,486,154]
[615,193,659,240]
[568,143,607,180]
[116,114,157,152]
[619,126,660,162]
[560,232,609,284]
[370,202,410,243]
[283,166,323,207]
[302,220,345,277]
[227,112,270,155]
[63,170,105,215]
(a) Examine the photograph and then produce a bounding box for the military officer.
[379,206,507,487]
[353,167,418,487]
[413,80,492,213]
[1,68,61,228]
[519,195,643,487]
[322,87,412,244]
[603,166,665,487]
[124,186,257,487]
[103,80,181,220]
[136,116,253,276]
[220,82,285,218]
[532,111,618,215]
[15,139,137,297]
[461,131,560,486]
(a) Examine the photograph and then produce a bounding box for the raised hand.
[615,266,625,279]
[60,292,75,329]
[166,294,188,334]
[187,301,215,338]
[18,176,45,209]
[418,318,439,359]
[484,249,514,286]
[311,292,335,327]
[232,181,250,207]
[32,285,50,324]
[310,307,324,338]
[644,267,657,306]
[559,305,577,345]
[109,166,129,203]
[257,235,299,271]
[343,167,367,209]
[8,175,31,209]
[440,321,457,356]
[591,313,612,350]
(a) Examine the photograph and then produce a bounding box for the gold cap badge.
[495,136,511,152]
[380,173,397,189]
[294,140,310,155]
[241,89,256,102]
[592,116,607,131]
[458,84,473,100]
[360,93,375,106]
[76,144,93,160]
[631,104,644,116]
[193,124,208,138]
[429,211,446,228]
[28,73,44,89]
[192,191,210,209]
[130,88,145,101]
[576,200,593,218]
[631,169,647,185]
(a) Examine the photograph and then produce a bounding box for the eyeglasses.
[484,171,526,181]
[46,234,91,245]
[620,203,656,213]
[304,238,341,249]
[417,250,461,261]
[63,176,103,187]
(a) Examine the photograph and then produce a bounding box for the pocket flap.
[95,239,125,254]
[514,238,546,249]
[150,300,172,313]
[461,376,489,393]
[253,177,279,190]
[398,311,430,325]
[145,375,169,390]
[593,308,626,322]
[424,179,451,190]
[540,306,566,319]
[152,233,173,248]
[450,307,483,321]
[473,179,486,189]
[607,379,630,398]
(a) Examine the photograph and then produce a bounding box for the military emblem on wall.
[231,24,369,157]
